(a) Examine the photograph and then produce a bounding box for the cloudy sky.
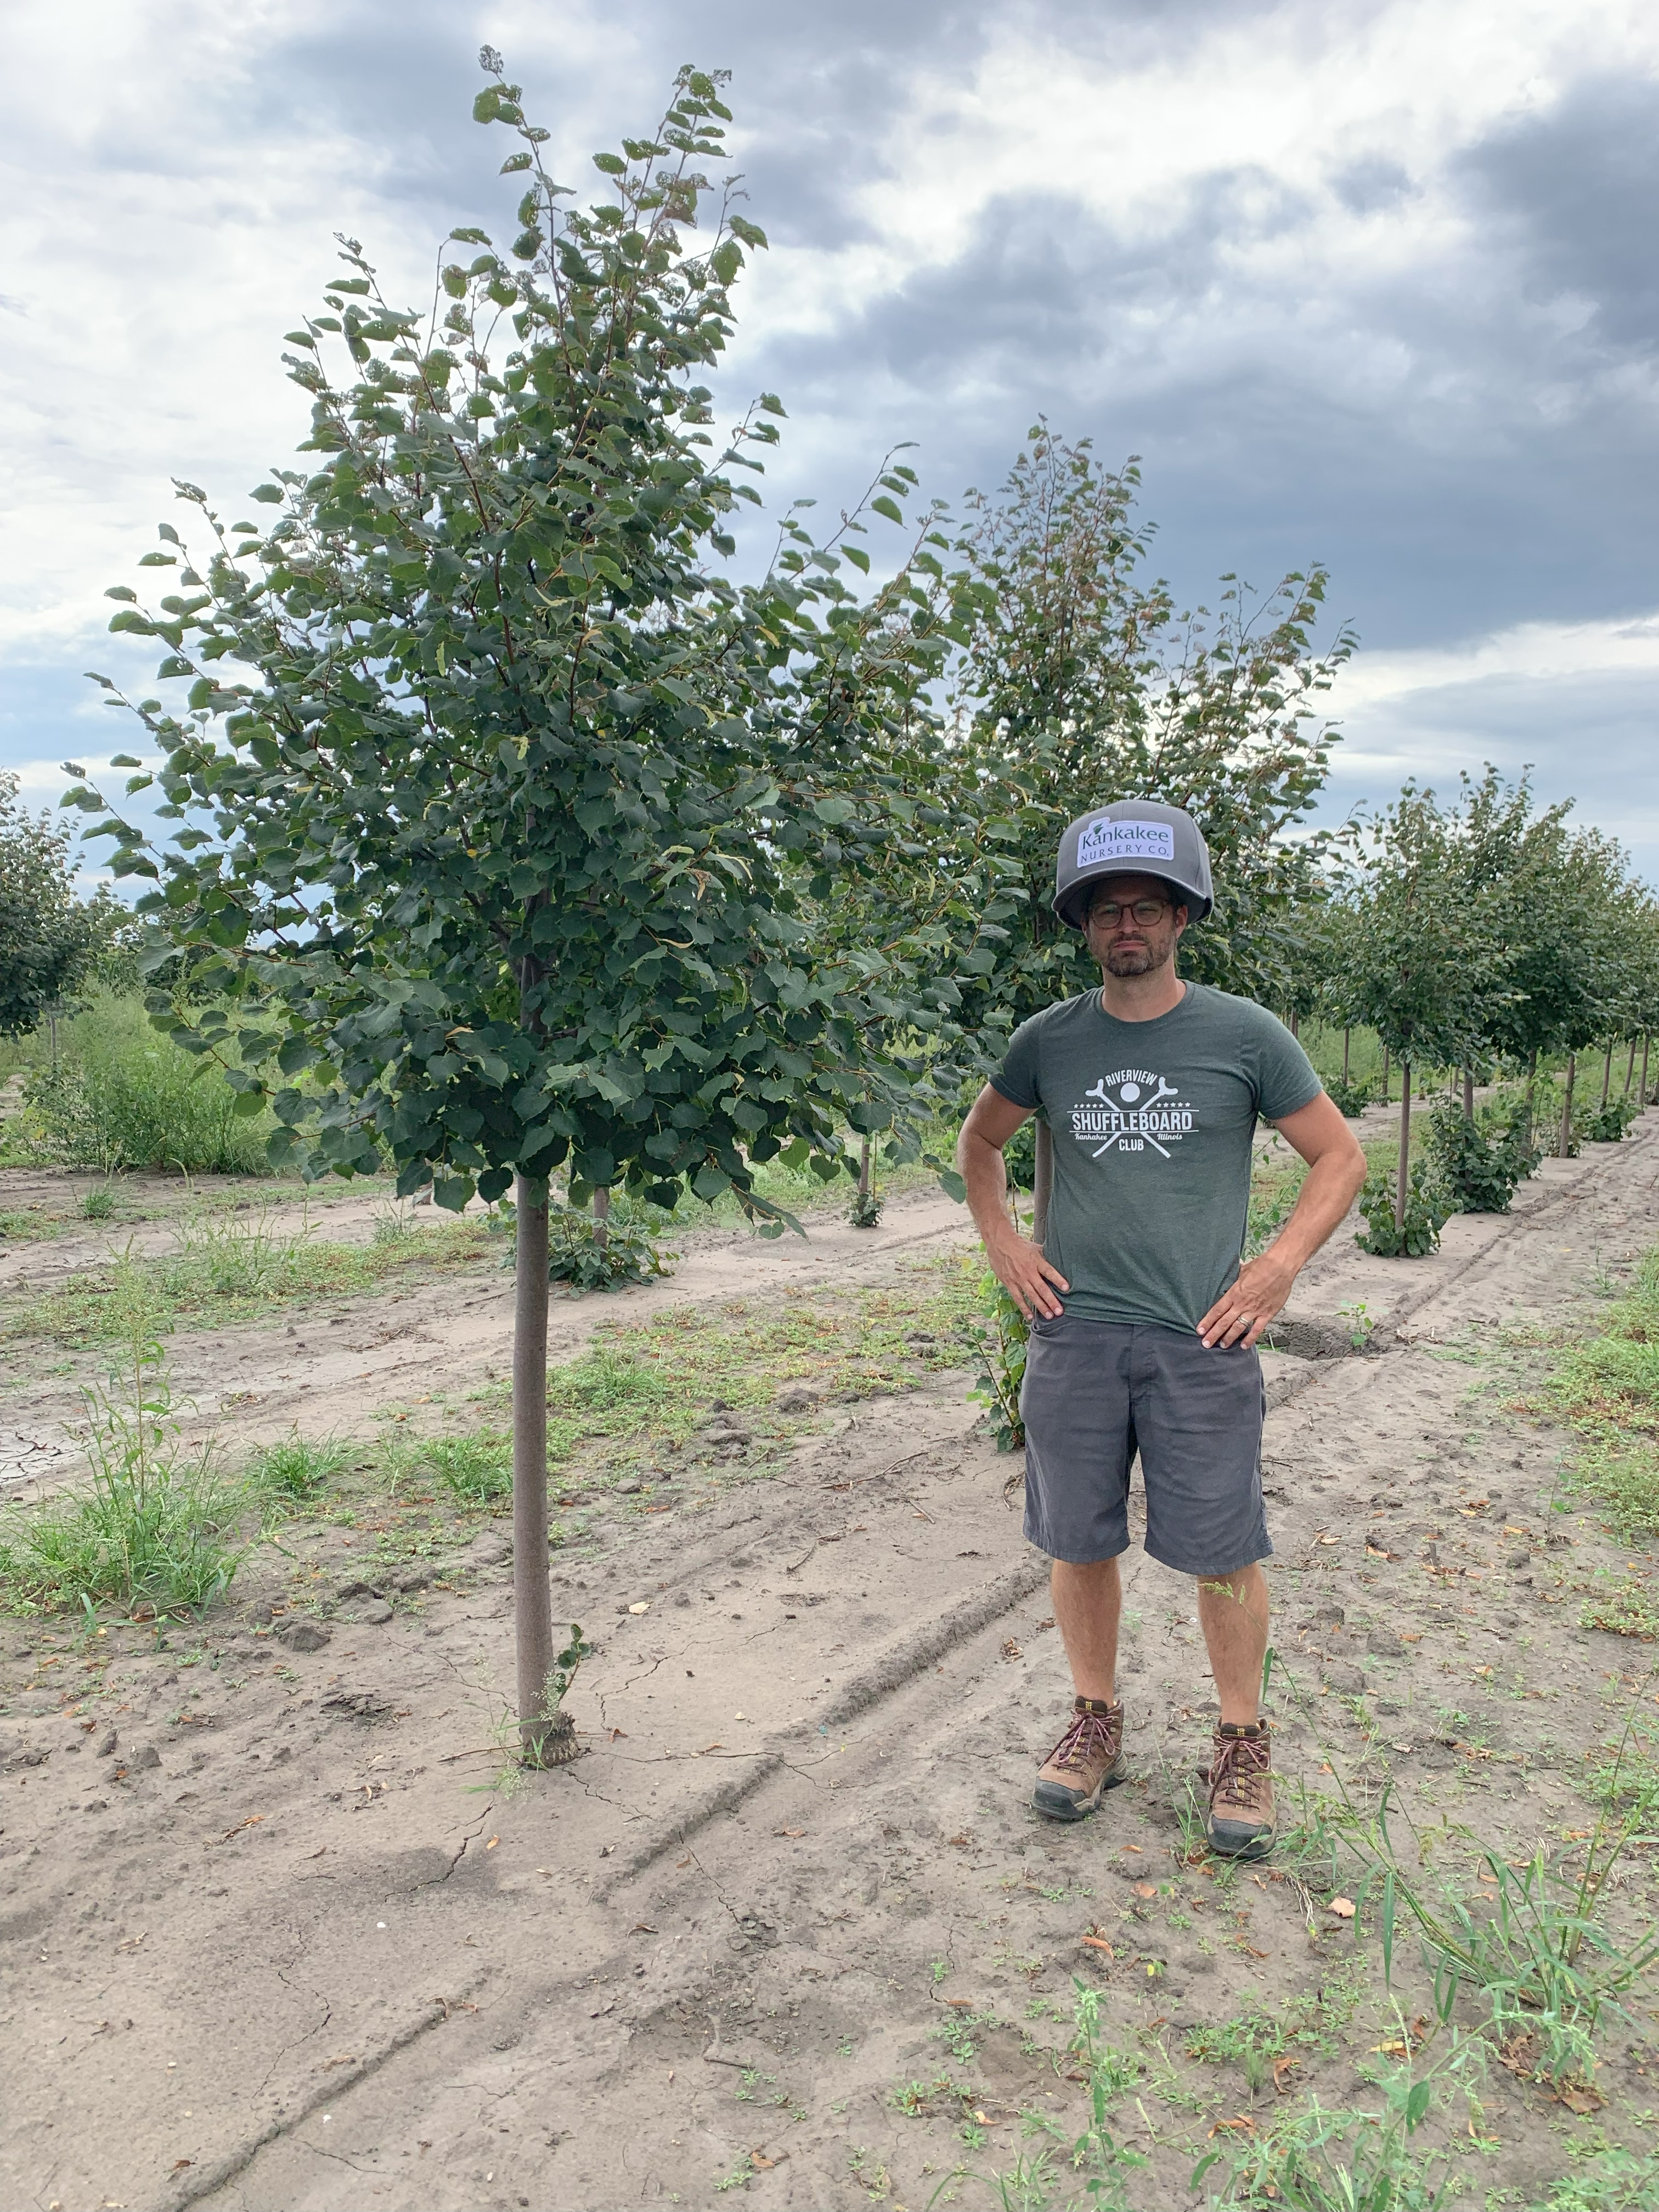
[3,0,1657,877]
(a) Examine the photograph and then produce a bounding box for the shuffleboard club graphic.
[1070,1069,1196,1161]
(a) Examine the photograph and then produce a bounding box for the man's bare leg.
[1052,1556,1122,1703]
[1196,1563,1269,1725]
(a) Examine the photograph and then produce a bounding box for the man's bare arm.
[956,1085,1070,1320]
[1197,1091,1368,1349]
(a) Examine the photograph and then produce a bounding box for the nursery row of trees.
[1282,775,1659,1243]
[52,55,1653,1750]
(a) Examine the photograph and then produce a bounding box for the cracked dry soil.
[4,1125,1659,2210]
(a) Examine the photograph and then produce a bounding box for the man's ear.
[1173,906,1189,936]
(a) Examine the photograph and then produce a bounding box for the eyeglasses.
[1088,898,1172,926]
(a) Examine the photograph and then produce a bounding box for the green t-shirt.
[990,982,1321,1333]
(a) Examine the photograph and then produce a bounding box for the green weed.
[957,1990,1149,2210]
[473,1265,985,1489]
[1194,2033,1475,2210]
[1185,1970,1364,2102]
[1548,1246,1659,1542]
[1579,1577,1659,1642]
[0,1316,246,1615]
[1539,2142,1659,2210]
[3,1211,489,1346]
[247,1431,355,1502]
[425,1430,512,1505]
[12,991,277,1175]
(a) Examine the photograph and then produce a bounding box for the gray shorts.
[1019,1312,1270,1577]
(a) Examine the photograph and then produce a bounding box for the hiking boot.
[1205,1720,1276,1859]
[1034,1695,1126,1822]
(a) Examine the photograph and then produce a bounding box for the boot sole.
[1206,1820,1276,1861]
[1032,1762,1126,1823]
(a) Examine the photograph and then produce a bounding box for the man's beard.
[1104,940,1159,975]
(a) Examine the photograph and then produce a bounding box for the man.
[956,800,1367,1858]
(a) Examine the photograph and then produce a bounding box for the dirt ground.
[4,1116,1659,2211]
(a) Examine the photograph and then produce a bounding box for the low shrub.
[1324,1074,1374,1119]
[1582,1093,1640,1143]
[972,1277,1028,1451]
[546,1206,670,1291]
[1424,1101,1541,1214]
[1354,1161,1450,1257]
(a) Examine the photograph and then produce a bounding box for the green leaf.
[1381,1870,1396,1987]
[250,484,284,504]
[592,151,627,176]
[936,1169,967,1204]
[104,585,138,602]
[870,495,904,524]
[814,795,856,827]
[1404,2080,1430,2132]
[843,546,870,574]
[500,151,533,173]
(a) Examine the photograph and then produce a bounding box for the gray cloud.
[5,1,1659,890]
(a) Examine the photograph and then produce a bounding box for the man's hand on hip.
[988,1233,1070,1322]
[1197,1250,1296,1350]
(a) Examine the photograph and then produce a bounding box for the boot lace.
[1048,1705,1119,1776]
[1211,1728,1271,1814]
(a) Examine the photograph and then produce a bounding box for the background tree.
[929,427,1352,1225]
[69,54,966,1761]
[1,771,102,1036]
[940,428,1352,1041]
[1342,785,1500,1229]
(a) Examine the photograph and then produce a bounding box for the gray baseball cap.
[1052,799,1214,929]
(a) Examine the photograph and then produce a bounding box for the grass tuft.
[0,1316,246,1616]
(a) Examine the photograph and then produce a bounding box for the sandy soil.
[3,1121,1659,2210]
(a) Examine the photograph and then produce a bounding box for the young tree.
[69,55,965,1759]
[943,428,1353,1036]
[0,772,101,1036]
[930,427,1352,1226]
[1342,786,1499,1229]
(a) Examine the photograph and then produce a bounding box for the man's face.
[1083,873,1188,978]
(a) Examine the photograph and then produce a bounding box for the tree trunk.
[1601,1040,1613,1107]
[1559,1054,1576,1159]
[592,1184,610,1254]
[1289,1011,1300,1039]
[1395,1068,1412,1232]
[512,1177,555,1764]
[1342,1028,1351,1085]
[1623,1037,1638,1097]
[1032,1121,1054,1246]
[857,1133,873,1210]
[1381,1049,1390,1103]
[1643,1032,1652,1108]
[1462,1068,1474,1122]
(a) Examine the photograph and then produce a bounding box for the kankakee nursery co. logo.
[1070,1069,1195,1160]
